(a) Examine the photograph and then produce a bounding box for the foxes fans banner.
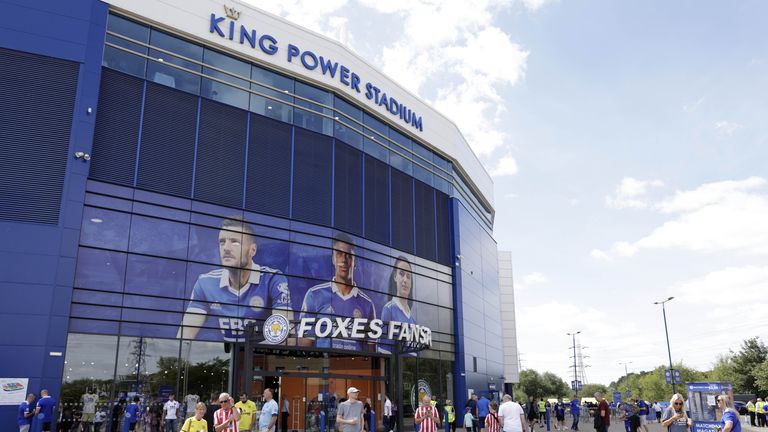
[73,210,441,353]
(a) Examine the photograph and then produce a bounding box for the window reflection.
[147,30,202,94]
[294,81,333,135]
[60,334,119,421]
[201,49,250,110]
[251,65,294,122]
[104,14,149,77]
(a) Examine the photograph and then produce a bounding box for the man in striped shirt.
[415,396,441,432]
[214,393,241,432]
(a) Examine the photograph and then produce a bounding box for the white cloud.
[519,0,555,11]
[605,177,665,209]
[599,177,768,258]
[714,120,744,136]
[489,154,520,177]
[590,249,613,262]
[675,265,768,306]
[522,272,549,285]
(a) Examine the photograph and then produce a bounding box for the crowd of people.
[17,387,752,432]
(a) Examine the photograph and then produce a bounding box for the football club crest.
[263,314,290,344]
[410,379,432,409]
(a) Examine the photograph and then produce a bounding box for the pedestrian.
[661,394,690,432]
[35,389,56,432]
[652,402,661,424]
[235,393,257,432]
[123,396,140,432]
[445,400,456,432]
[385,395,394,432]
[485,402,501,432]
[757,399,766,428]
[337,387,364,432]
[364,398,373,432]
[593,392,610,432]
[148,395,163,432]
[94,406,107,432]
[111,399,126,432]
[526,396,539,432]
[538,399,546,426]
[60,406,76,432]
[18,393,36,432]
[554,398,565,431]
[416,396,441,432]
[467,395,478,432]
[570,395,580,431]
[258,389,279,432]
[181,402,208,432]
[164,394,181,432]
[281,396,290,432]
[478,395,491,432]
[746,400,755,427]
[717,395,741,432]
[214,392,240,432]
[498,395,526,432]
[636,397,649,432]
[465,408,476,432]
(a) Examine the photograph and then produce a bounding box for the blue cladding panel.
[0,48,78,224]
[137,83,198,197]
[390,168,414,254]
[194,99,247,207]
[292,128,333,226]
[333,143,363,236]
[90,69,143,186]
[364,155,390,245]
[414,180,437,261]
[246,114,292,217]
[435,191,451,266]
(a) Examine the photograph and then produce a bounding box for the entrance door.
[278,375,331,432]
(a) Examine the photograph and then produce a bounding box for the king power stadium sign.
[262,314,433,347]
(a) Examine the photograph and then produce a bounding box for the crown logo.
[224,5,240,20]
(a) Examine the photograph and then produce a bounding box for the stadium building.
[0,0,516,429]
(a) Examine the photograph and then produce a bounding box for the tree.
[754,360,768,397]
[581,384,608,398]
[516,369,545,399]
[708,354,739,384]
[731,337,768,395]
[541,372,570,398]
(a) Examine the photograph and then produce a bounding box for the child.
[465,407,476,432]
[182,402,208,432]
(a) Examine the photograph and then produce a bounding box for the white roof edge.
[105,0,494,211]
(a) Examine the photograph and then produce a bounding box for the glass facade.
[100,12,492,215]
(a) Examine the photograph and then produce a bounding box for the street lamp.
[618,361,633,395]
[654,296,676,394]
[567,331,581,396]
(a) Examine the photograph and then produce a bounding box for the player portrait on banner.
[379,256,417,354]
[299,232,376,350]
[177,217,292,342]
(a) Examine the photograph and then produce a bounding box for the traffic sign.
[613,392,622,403]
[571,380,583,391]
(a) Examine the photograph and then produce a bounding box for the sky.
[251,0,768,386]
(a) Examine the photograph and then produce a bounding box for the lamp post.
[567,331,581,396]
[654,296,676,394]
[618,361,633,396]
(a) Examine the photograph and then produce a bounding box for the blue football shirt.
[722,409,741,432]
[18,401,32,426]
[378,300,417,355]
[300,280,376,350]
[637,400,648,416]
[185,263,291,341]
[37,396,55,422]
[124,403,140,424]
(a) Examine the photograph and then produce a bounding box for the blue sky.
[255,0,768,385]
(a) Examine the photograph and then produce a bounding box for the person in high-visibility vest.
[756,399,766,428]
[538,399,546,425]
[747,400,756,427]
[446,401,456,432]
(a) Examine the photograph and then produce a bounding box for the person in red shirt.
[214,393,241,432]
[485,402,500,432]
[415,396,441,432]
[595,392,610,432]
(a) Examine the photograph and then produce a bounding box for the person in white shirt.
[498,395,526,432]
[384,395,393,432]
[82,389,98,432]
[164,394,181,432]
